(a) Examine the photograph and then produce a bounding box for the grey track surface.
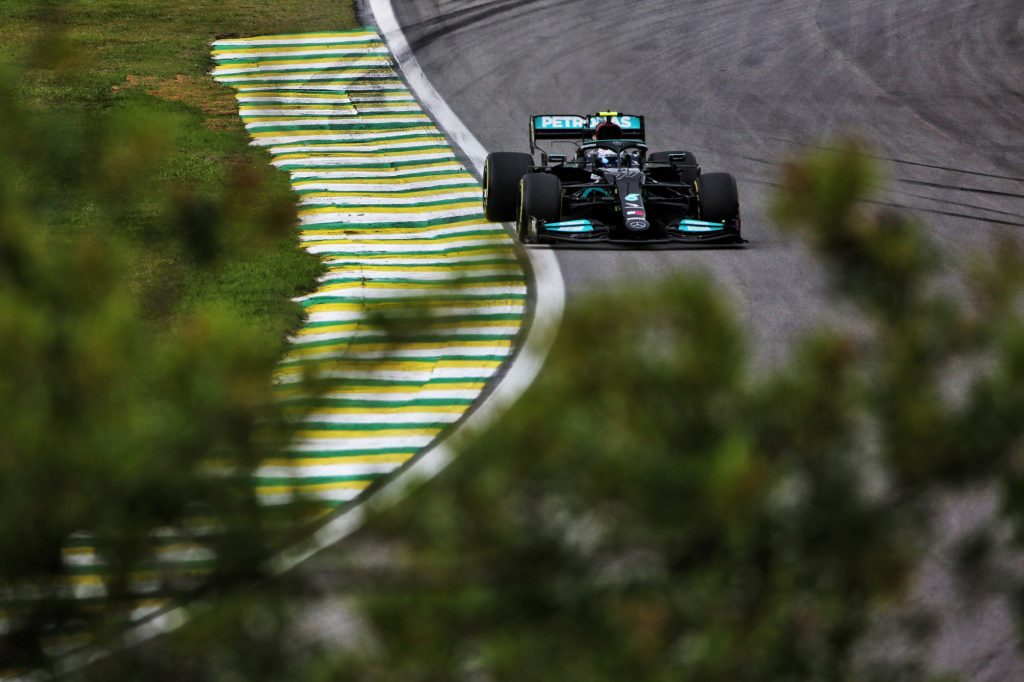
[380,1,1024,679]
[391,0,1024,363]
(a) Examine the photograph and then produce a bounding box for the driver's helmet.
[594,122,622,141]
[595,148,621,168]
[580,145,620,169]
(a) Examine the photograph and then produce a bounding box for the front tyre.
[697,172,739,223]
[484,152,534,222]
[517,173,562,243]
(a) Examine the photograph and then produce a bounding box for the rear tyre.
[648,150,700,183]
[484,152,534,222]
[697,172,739,222]
[517,173,562,243]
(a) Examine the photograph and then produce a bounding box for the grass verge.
[0,0,358,348]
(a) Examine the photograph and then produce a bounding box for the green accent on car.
[678,219,726,232]
[545,220,594,233]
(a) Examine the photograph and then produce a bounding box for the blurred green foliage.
[275,142,1021,682]
[0,94,283,671]
[0,0,359,669]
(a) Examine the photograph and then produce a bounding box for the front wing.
[533,218,744,245]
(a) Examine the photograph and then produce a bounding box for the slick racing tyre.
[697,172,739,222]
[648,150,700,184]
[517,172,562,243]
[484,152,534,222]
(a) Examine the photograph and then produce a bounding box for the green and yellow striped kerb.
[211,28,526,508]
[63,27,526,581]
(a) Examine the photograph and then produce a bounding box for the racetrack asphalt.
[381,0,1024,678]
[390,0,1023,364]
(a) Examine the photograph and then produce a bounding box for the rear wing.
[530,112,646,152]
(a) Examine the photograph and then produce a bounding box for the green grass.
[0,0,358,348]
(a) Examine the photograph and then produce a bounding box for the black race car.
[482,112,743,245]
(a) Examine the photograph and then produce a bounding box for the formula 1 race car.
[482,112,743,244]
